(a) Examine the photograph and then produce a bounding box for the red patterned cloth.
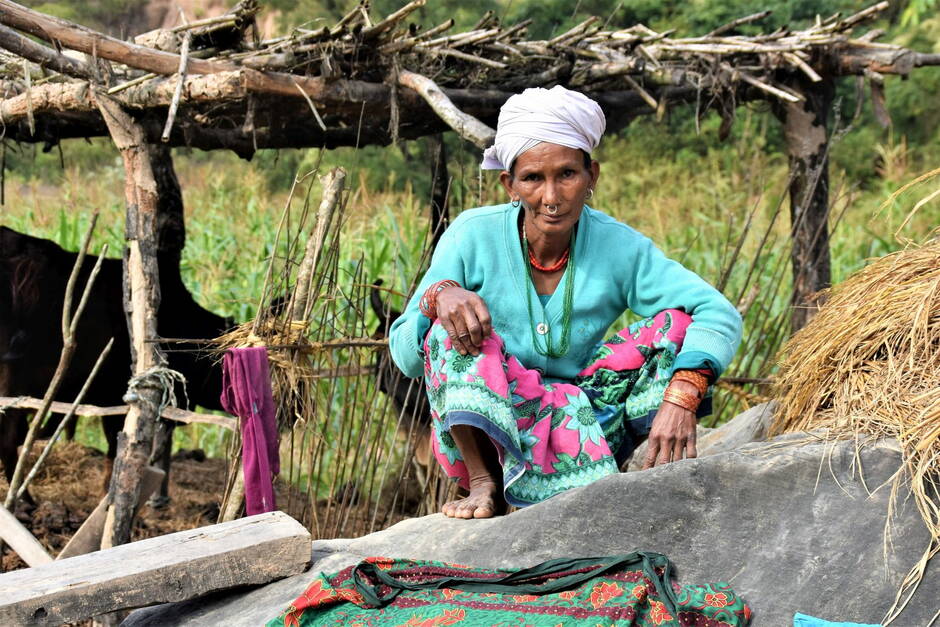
[268,553,752,626]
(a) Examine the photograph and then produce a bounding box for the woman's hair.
[508,148,592,178]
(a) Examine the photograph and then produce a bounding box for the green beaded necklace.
[521,221,576,358]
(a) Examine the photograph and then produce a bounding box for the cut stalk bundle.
[770,240,940,624]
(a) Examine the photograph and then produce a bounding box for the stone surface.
[626,401,776,471]
[124,435,937,627]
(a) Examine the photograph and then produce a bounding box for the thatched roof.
[0,0,937,158]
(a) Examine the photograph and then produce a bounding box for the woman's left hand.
[642,380,699,469]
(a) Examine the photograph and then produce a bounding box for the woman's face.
[499,143,600,237]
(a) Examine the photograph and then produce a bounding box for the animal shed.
[0,0,939,619]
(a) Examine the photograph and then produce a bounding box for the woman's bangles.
[663,369,711,412]
[419,280,461,319]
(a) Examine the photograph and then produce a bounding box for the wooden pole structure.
[776,76,835,332]
[95,93,166,550]
[428,134,450,250]
[148,143,185,505]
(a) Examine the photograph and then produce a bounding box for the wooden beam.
[0,72,498,125]
[0,396,236,430]
[0,0,237,77]
[0,23,95,79]
[0,506,52,568]
[0,511,311,626]
[0,80,707,153]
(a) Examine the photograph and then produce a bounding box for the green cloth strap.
[350,551,680,614]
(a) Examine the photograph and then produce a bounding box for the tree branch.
[397,70,495,148]
[0,23,94,79]
[0,0,236,76]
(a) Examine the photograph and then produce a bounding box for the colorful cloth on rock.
[267,552,752,627]
[424,309,711,507]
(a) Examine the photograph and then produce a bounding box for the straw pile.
[770,239,940,622]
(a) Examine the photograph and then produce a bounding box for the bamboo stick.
[412,45,507,69]
[361,0,426,40]
[161,31,191,141]
[15,339,115,501]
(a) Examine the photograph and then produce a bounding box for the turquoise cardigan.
[389,203,742,381]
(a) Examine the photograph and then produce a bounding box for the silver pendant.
[536,322,549,335]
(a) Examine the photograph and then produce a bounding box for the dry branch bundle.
[0,0,936,152]
[770,240,940,623]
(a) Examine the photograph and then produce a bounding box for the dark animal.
[369,280,432,465]
[0,226,231,503]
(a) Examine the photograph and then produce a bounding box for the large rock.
[124,435,937,627]
[626,401,777,470]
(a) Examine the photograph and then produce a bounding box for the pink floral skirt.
[423,309,709,507]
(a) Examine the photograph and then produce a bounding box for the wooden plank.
[0,511,311,626]
[0,506,52,568]
[0,396,236,430]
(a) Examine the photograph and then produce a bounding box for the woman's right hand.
[435,287,493,356]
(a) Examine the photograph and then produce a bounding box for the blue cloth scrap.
[794,613,881,627]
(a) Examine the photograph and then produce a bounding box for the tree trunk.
[776,77,834,332]
[95,94,166,550]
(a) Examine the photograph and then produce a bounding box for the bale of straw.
[770,239,940,622]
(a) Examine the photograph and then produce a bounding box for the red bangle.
[671,370,709,399]
[662,386,701,412]
[419,280,460,319]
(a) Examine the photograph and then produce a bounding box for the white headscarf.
[481,86,606,171]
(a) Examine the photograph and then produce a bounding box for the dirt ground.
[0,441,240,571]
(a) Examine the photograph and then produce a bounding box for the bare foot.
[442,482,505,519]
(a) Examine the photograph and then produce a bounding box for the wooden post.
[148,143,185,504]
[94,93,166,550]
[428,134,450,249]
[775,76,835,332]
[151,143,185,262]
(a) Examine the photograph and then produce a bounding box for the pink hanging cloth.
[220,346,280,515]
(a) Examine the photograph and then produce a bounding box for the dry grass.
[770,239,940,624]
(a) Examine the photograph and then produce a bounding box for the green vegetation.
[1,1,938,459]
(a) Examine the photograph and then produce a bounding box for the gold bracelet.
[662,386,700,412]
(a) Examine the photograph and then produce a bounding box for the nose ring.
[545,205,559,215]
